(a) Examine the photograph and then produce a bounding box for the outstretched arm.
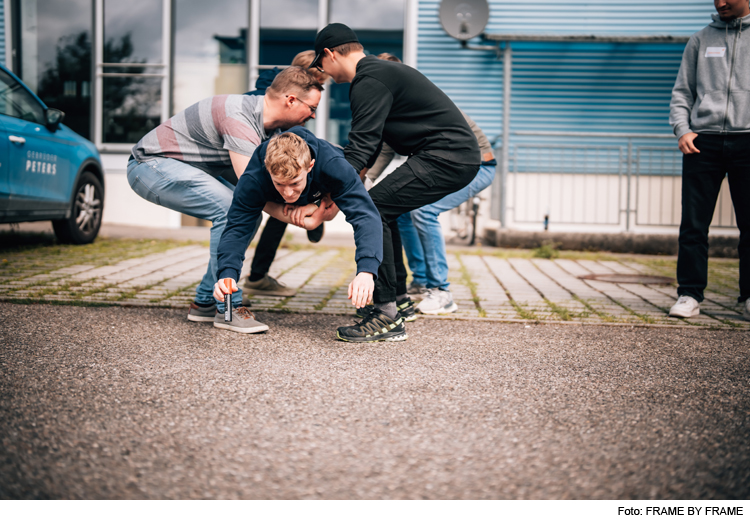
[320,157,383,307]
[344,77,394,173]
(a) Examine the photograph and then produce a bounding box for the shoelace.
[357,308,382,325]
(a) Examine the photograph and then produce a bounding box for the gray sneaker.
[407,281,427,295]
[187,302,216,322]
[213,306,270,334]
[416,289,458,315]
[243,274,297,297]
[743,299,750,321]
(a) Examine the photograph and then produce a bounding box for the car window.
[0,69,46,125]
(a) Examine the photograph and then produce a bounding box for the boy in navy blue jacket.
[212,126,401,340]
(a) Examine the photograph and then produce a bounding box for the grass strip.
[314,260,357,311]
[455,254,485,317]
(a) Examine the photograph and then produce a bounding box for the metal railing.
[491,132,738,232]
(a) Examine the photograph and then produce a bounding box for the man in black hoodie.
[310,23,480,343]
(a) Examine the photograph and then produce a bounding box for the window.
[16,0,93,138]
[0,69,46,124]
[100,0,165,144]
[173,0,249,114]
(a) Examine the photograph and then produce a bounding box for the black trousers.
[677,133,749,303]
[368,151,479,304]
[249,216,287,278]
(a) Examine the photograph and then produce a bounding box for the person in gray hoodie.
[668,0,750,321]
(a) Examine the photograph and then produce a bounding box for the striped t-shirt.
[132,94,271,183]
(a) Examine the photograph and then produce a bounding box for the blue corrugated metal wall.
[510,42,686,135]
[419,0,504,141]
[418,0,716,153]
[483,1,714,36]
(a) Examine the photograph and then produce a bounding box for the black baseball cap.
[310,23,360,69]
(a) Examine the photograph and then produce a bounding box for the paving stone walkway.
[1,241,746,330]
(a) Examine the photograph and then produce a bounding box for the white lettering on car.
[24,151,59,174]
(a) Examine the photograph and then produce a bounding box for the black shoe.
[337,308,407,343]
[307,223,324,243]
[355,299,417,322]
[397,298,417,322]
[355,304,375,319]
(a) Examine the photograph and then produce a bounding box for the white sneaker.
[743,299,750,321]
[669,296,700,318]
[416,289,458,315]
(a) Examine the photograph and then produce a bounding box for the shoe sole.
[213,321,269,333]
[243,288,296,297]
[417,302,458,315]
[187,314,216,322]
[336,330,408,343]
[668,309,700,318]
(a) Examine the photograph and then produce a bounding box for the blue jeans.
[398,163,496,291]
[127,157,261,311]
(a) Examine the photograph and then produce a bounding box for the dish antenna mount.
[439,0,490,41]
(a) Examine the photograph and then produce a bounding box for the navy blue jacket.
[216,126,383,283]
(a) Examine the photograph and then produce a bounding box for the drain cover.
[578,273,674,285]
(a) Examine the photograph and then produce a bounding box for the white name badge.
[705,47,726,58]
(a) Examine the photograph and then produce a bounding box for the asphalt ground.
[1,303,748,499]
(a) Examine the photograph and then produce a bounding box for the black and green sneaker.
[355,298,417,322]
[355,304,375,319]
[396,298,417,322]
[337,308,407,343]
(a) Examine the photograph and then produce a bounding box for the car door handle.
[9,135,26,145]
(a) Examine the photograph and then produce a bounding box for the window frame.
[93,0,172,152]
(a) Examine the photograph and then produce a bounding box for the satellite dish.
[439,0,490,41]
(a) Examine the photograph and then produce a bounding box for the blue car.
[0,64,104,244]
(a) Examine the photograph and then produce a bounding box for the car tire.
[52,171,104,244]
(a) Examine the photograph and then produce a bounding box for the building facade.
[1,0,737,236]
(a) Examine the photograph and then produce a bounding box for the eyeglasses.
[288,95,317,116]
[314,49,330,73]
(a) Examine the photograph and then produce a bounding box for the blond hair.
[266,66,324,99]
[292,50,330,84]
[265,133,312,182]
[377,52,401,63]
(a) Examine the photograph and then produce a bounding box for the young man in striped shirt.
[126,67,323,324]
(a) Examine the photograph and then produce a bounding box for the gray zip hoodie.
[670,13,750,138]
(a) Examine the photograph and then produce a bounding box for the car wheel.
[52,172,104,244]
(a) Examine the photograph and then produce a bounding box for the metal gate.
[495,134,738,232]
